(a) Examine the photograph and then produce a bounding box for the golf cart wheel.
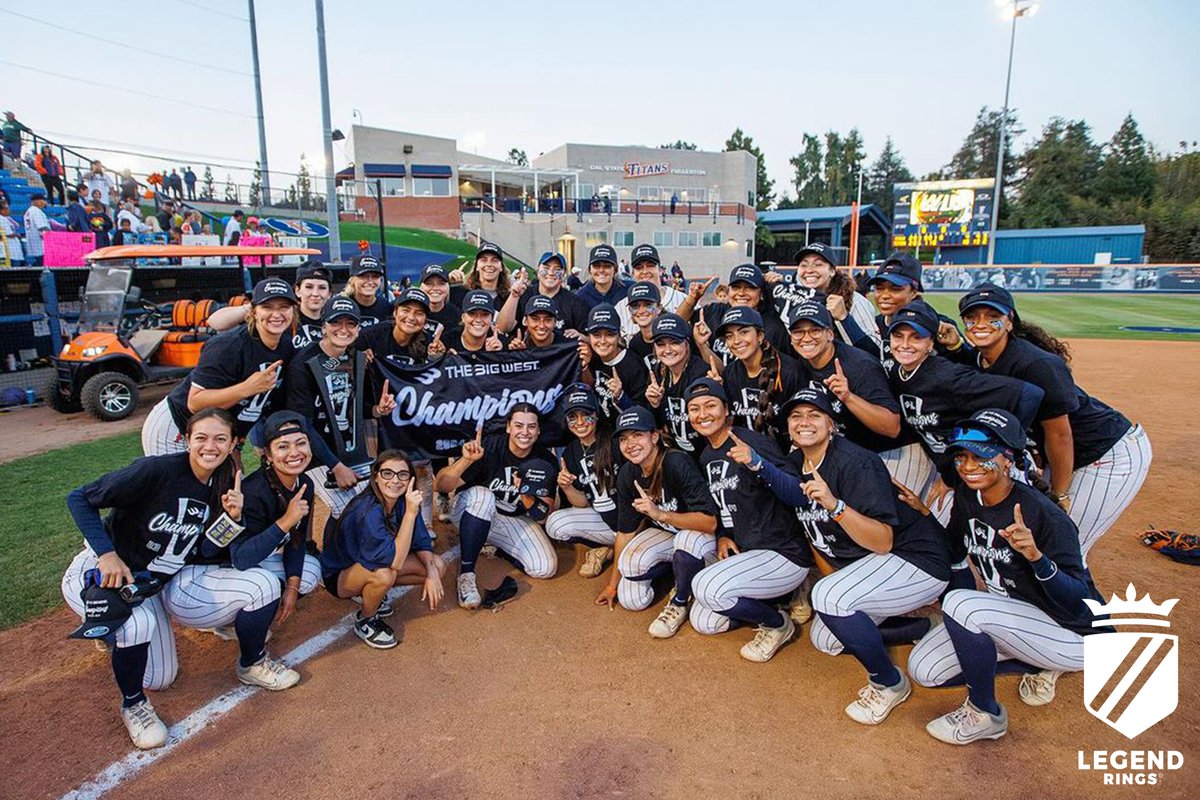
[82,372,139,421]
[46,377,82,413]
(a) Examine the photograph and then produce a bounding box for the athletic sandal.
[353,613,398,650]
[457,573,482,610]
[925,700,1008,745]
[846,675,912,725]
[579,546,613,578]
[740,616,796,662]
[436,494,451,523]
[1018,669,1063,707]
[120,699,168,750]
[237,653,301,689]
[648,598,689,639]
[788,584,812,625]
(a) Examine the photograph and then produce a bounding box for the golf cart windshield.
[81,262,134,331]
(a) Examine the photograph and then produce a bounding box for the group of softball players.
[64,242,1149,752]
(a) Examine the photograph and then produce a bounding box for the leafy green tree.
[249,161,262,207]
[296,155,314,210]
[201,166,215,201]
[943,106,1024,222]
[724,128,774,210]
[223,174,237,204]
[1010,118,1101,228]
[659,140,698,150]
[789,134,827,206]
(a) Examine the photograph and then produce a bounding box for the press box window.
[653,231,673,248]
[677,232,698,247]
[368,178,406,197]
[613,231,634,247]
[412,177,451,197]
[702,231,723,247]
[585,231,608,247]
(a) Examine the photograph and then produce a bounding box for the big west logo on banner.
[374,342,581,459]
[1082,584,1180,739]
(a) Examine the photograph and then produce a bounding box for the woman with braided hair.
[713,306,804,446]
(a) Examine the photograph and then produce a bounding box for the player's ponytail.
[826,268,857,308]
[591,415,618,496]
[754,341,782,434]
[1012,319,1071,363]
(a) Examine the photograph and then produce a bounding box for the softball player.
[508,294,569,352]
[449,241,512,309]
[684,378,815,661]
[643,313,708,457]
[732,388,950,721]
[784,243,880,349]
[615,244,686,337]
[690,264,792,366]
[715,306,805,442]
[958,283,1152,557]
[443,290,507,353]
[343,255,391,327]
[544,386,620,577]
[292,260,333,348]
[435,404,560,608]
[595,406,718,638]
[621,281,663,373]
[320,450,444,649]
[62,408,279,750]
[142,277,298,456]
[581,303,650,424]
[908,409,1106,745]
[497,251,590,336]
[418,262,462,343]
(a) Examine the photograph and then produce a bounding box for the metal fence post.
[40,269,62,355]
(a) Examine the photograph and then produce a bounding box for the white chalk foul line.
[62,545,461,800]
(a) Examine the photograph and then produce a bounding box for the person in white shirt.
[615,244,686,337]
[117,202,144,234]
[84,161,114,207]
[22,192,53,266]
[223,210,244,246]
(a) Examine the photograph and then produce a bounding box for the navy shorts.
[322,569,342,598]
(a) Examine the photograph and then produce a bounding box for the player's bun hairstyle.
[1013,318,1072,363]
[184,408,238,518]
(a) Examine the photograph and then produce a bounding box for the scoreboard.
[892,178,995,248]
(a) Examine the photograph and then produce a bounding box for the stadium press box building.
[340,124,758,275]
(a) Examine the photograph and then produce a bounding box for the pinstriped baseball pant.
[544,507,616,546]
[880,443,936,497]
[161,564,280,629]
[451,486,557,579]
[688,550,808,635]
[141,399,187,456]
[308,466,369,520]
[259,552,322,594]
[1062,424,1152,559]
[908,589,1085,687]
[617,528,715,611]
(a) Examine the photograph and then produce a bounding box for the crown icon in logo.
[1083,583,1179,628]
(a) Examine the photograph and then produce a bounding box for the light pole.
[247,0,270,203]
[315,0,342,264]
[985,0,1038,266]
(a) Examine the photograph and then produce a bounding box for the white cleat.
[788,584,812,625]
[845,675,912,725]
[739,615,796,662]
[120,700,168,750]
[1018,669,1063,707]
[236,654,300,691]
[926,700,1008,745]
[648,599,689,639]
[579,546,613,578]
[457,572,482,610]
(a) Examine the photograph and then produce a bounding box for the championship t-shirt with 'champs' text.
[615,449,716,535]
[562,438,619,530]
[459,434,558,517]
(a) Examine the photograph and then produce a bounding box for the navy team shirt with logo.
[948,480,1104,635]
[979,336,1131,466]
[353,295,393,328]
[888,356,1042,481]
[75,453,213,577]
[698,427,813,568]
[516,290,590,335]
[423,300,462,345]
[562,438,619,530]
[459,434,558,517]
[589,350,649,423]
[293,311,324,349]
[652,355,709,457]
[166,325,293,437]
[284,340,357,456]
[799,340,901,453]
[721,351,805,440]
[626,332,659,374]
[615,450,716,535]
[695,302,792,366]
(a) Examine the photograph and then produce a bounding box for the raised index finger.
[1013,503,1025,529]
[834,358,845,378]
[634,481,651,500]
[233,469,242,491]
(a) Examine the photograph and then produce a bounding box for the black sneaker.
[353,596,394,618]
[354,612,398,649]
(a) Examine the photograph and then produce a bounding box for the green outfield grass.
[922,293,1199,341]
[338,222,528,270]
[0,434,260,630]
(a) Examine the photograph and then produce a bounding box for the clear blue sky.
[2,0,1196,198]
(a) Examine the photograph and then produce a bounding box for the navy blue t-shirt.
[652,355,709,457]
[459,434,558,517]
[721,350,806,442]
[798,340,901,453]
[615,449,716,535]
[562,437,618,530]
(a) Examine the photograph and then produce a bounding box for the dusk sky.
[3,0,1197,198]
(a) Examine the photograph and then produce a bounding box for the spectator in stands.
[143,216,163,234]
[2,111,30,166]
[670,192,678,214]
[671,260,686,289]
[168,169,184,200]
[22,192,53,266]
[85,161,114,207]
[66,190,90,232]
[184,166,197,200]
[156,201,174,233]
[117,201,143,234]
[0,201,21,263]
[245,216,263,237]
[182,210,203,234]
[87,198,114,248]
[35,146,65,205]
[224,209,244,245]
[112,217,135,246]
[201,223,213,235]
[119,169,139,203]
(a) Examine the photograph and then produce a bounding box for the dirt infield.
[1,339,1197,800]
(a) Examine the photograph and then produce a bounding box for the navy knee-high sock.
[878,615,932,646]
[818,611,903,688]
[235,600,280,668]
[112,642,150,708]
[627,561,672,583]
[458,512,491,574]
[671,551,703,605]
[943,613,1001,715]
[723,597,785,629]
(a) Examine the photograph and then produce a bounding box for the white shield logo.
[1084,631,1178,739]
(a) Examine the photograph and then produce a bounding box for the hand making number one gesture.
[822,358,850,402]
[461,421,486,463]
[999,504,1042,561]
[374,380,397,418]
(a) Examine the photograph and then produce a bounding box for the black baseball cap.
[868,253,923,290]
[322,295,361,323]
[525,293,560,319]
[585,303,620,333]
[295,260,332,286]
[683,377,728,405]
[589,244,618,266]
[563,384,600,415]
[420,263,449,284]
[68,584,133,640]
[728,263,765,289]
[787,301,834,330]
[262,410,307,444]
[794,242,840,267]
[351,255,384,276]
[779,387,835,419]
[476,241,503,261]
[615,405,657,433]
[462,289,495,315]
[627,281,661,304]
[950,408,1027,458]
[517,458,556,499]
[886,299,939,339]
[651,312,691,341]
[395,287,431,312]
[251,277,298,304]
[958,282,1019,321]
[714,306,764,338]
[630,243,660,267]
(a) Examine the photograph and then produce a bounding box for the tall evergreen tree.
[1010,118,1102,228]
[1095,113,1155,204]
[789,134,827,207]
[725,128,775,210]
[943,106,1024,222]
[865,136,915,212]
[201,166,215,201]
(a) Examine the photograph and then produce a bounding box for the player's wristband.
[830,499,847,521]
[1032,555,1058,581]
[205,513,245,548]
[748,450,764,472]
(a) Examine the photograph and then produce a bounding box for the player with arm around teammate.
[343,255,392,327]
[958,284,1151,557]
[788,243,880,349]
[544,385,620,578]
[595,406,719,640]
[731,388,950,721]
[61,408,265,749]
[320,450,444,649]
[684,378,816,662]
[715,306,805,443]
[907,409,1107,744]
[580,302,650,425]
